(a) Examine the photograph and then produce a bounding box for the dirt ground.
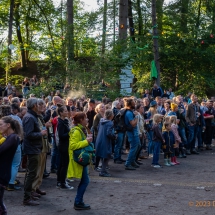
[4,147,215,215]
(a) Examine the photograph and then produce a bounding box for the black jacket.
[0,134,19,186]
[57,118,70,152]
[22,110,43,154]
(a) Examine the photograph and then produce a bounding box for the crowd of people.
[0,82,215,213]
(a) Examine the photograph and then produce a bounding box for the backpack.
[72,126,95,166]
[114,109,133,132]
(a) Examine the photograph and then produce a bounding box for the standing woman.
[0,116,23,214]
[146,101,158,157]
[67,112,92,210]
[92,103,105,171]
[56,105,74,190]
[22,78,30,98]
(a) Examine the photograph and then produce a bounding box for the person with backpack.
[67,112,93,210]
[56,105,74,190]
[124,98,141,170]
[113,106,127,164]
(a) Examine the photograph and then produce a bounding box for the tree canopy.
[0,0,215,99]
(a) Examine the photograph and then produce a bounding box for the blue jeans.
[51,140,59,170]
[187,125,199,150]
[114,132,125,160]
[152,141,161,165]
[22,87,29,98]
[75,166,89,204]
[125,130,140,166]
[178,127,187,148]
[147,130,154,155]
[9,144,21,184]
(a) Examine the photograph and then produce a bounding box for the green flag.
[150,60,158,80]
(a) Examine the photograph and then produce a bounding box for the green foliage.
[1,0,215,99]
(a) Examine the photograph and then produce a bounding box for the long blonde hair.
[149,106,157,118]
[170,115,177,124]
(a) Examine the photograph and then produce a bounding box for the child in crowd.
[151,114,165,168]
[170,115,181,165]
[162,122,175,166]
[95,109,116,177]
[162,116,170,132]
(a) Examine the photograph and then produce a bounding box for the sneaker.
[99,172,111,177]
[152,165,162,168]
[14,179,21,185]
[74,202,91,210]
[125,165,136,170]
[60,183,74,190]
[7,184,21,191]
[66,178,74,183]
[131,162,140,168]
[56,183,61,189]
[94,167,101,172]
[148,154,153,158]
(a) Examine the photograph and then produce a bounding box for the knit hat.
[150,101,157,107]
[171,103,178,111]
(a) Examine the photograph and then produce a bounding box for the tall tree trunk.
[152,0,160,86]
[7,0,15,82]
[25,5,31,64]
[136,0,143,41]
[14,3,27,69]
[195,0,201,38]
[156,0,164,34]
[128,0,135,42]
[102,0,107,54]
[119,0,128,40]
[181,0,189,34]
[67,0,74,63]
[113,0,116,45]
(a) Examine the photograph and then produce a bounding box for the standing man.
[152,84,163,99]
[185,94,203,155]
[44,96,62,173]
[204,100,215,150]
[124,98,141,170]
[32,99,52,197]
[86,99,96,130]
[23,98,47,206]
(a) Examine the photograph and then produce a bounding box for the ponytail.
[1,116,23,139]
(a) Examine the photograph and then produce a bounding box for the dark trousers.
[57,150,69,184]
[101,158,109,174]
[95,156,101,168]
[24,154,40,200]
[205,126,213,146]
[0,185,6,213]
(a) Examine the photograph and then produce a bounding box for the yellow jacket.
[67,125,89,179]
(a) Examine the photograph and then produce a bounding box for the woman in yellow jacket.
[67,112,92,210]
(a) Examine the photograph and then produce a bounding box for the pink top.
[171,124,181,145]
